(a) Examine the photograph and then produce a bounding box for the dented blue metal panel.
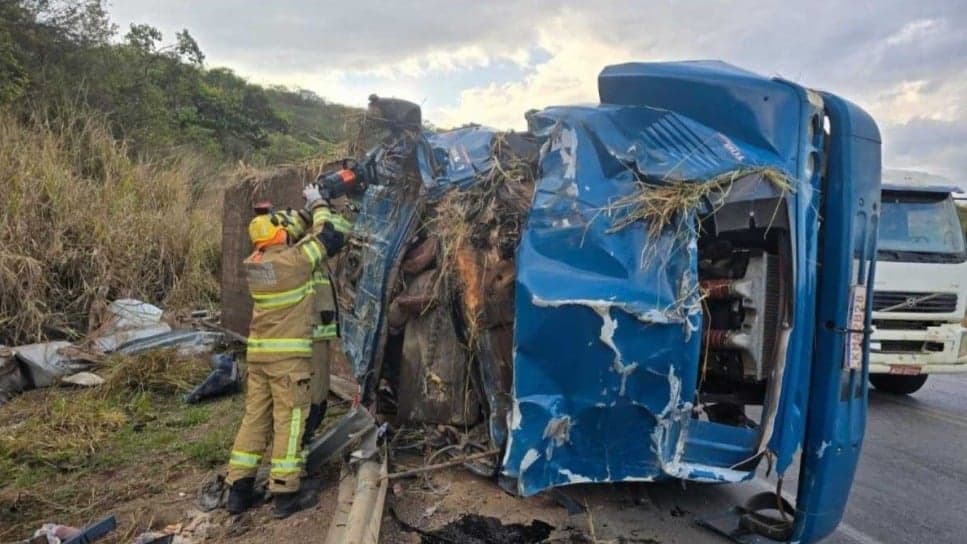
[422,126,495,189]
[341,184,420,383]
[791,93,880,544]
[503,100,791,496]
[599,63,821,476]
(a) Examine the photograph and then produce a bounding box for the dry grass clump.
[426,134,537,345]
[608,167,793,238]
[100,350,209,396]
[0,112,221,345]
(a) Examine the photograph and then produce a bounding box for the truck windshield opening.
[878,191,966,262]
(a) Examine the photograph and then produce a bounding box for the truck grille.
[872,320,945,331]
[875,340,945,354]
[872,291,957,313]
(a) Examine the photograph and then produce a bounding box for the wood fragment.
[329,374,358,402]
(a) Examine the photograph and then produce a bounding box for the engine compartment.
[696,175,792,430]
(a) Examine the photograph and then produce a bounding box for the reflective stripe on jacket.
[310,204,355,341]
[244,203,333,362]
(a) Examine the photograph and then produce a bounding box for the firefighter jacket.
[244,204,332,363]
[309,204,354,341]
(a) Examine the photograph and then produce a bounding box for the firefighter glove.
[317,221,346,256]
[302,184,323,207]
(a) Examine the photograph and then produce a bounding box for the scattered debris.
[0,300,227,406]
[384,449,499,481]
[24,523,81,544]
[22,515,117,544]
[197,473,230,513]
[398,514,553,544]
[132,509,220,544]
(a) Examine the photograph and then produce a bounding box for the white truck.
[869,170,967,394]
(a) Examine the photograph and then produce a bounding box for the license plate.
[888,365,921,376]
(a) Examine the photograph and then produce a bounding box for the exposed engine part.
[702,252,781,382]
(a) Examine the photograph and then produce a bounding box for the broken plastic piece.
[184,353,240,404]
[62,515,117,544]
[61,372,105,387]
[14,341,92,388]
[104,299,163,329]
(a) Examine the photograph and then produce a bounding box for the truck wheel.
[869,374,928,395]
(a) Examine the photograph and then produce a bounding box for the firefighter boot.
[301,401,328,449]
[226,477,256,515]
[271,491,304,519]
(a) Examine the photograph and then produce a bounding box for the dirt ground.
[381,466,574,543]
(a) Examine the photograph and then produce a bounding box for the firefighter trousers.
[310,340,330,405]
[226,357,311,493]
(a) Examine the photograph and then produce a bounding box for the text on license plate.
[889,365,921,376]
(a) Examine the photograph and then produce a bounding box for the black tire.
[870,373,928,395]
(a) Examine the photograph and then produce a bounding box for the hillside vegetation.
[0,0,359,345]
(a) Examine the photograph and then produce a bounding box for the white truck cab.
[869,170,967,394]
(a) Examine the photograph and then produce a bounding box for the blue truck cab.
[339,61,881,543]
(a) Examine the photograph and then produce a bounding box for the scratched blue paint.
[503,99,791,494]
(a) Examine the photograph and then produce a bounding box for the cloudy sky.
[109,0,966,180]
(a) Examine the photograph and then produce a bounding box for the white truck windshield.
[879,192,966,258]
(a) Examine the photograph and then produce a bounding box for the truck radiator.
[702,254,780,381]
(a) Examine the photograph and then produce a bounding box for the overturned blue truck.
[333,61,881,543]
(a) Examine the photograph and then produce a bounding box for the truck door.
[791,93,881,542]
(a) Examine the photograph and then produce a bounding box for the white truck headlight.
[959,329,967,358]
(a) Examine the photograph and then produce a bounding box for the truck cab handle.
[824,321,872,335]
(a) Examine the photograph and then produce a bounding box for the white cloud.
[885,18,942,46]
[433,13,634,129]
[866,78,965,125]
[107,0,967,176]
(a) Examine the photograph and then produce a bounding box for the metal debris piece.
[91,323,172,353]
[304,405,376,473]
[118,330,223,357]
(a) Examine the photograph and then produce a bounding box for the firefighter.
[301,195,354,449]
[225,185,345,518]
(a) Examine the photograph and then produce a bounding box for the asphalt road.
[832,373,967,544]
[575,374,967,543]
